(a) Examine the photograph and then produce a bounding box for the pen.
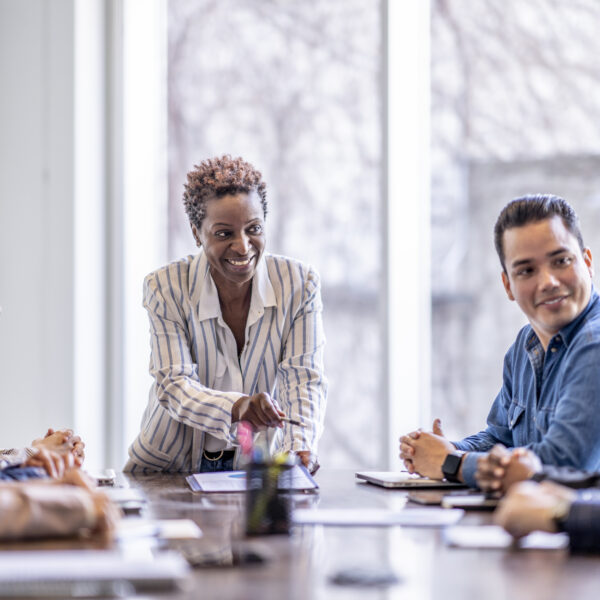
[281,416,303,426]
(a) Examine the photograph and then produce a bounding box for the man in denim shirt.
[400,194,600,488]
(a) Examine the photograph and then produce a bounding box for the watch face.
[442,454,462,478]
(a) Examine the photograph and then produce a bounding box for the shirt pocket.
[508,401,526,431]
[508,401,527,446]
[211,352,228,389]
[534,407,555,435]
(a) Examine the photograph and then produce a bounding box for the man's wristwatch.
[442,451,465,483]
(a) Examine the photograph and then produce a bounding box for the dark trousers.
[199,452,235,472]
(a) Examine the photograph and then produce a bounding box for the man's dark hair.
[183,155,267,230]
[494,194,585,271]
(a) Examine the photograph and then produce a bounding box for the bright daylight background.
[167,0,386,468]
[1,0,600,469]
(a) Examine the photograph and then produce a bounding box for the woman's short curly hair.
[183,155,268,229]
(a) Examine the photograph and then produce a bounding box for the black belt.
[202,449,235,462]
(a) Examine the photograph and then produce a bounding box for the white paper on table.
[117,518,203,540]
[186,471,247,492]
[0,550,189,583]
[292,507,464,527]
[104,487,147,504]
[443,525,569,550]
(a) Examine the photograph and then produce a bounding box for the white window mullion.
[385,0,431,468]
[74,0,107,470]
[121,0,168,467]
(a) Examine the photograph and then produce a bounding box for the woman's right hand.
[232,393,285,430]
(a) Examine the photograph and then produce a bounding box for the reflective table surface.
[121,468,600,600]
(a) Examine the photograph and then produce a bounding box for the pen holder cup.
[245,461,293,536]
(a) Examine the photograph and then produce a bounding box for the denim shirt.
[455,288,600,487]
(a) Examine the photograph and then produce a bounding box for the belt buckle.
[203,450,224,462]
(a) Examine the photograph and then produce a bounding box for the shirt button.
[551,347,557,353]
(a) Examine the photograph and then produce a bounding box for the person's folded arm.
[276,266,327,458]
[523,341,600,471]
[145,273,245,445]
[564,489,600,553]
[0,485,97,540]
[453,354,517,487]
[533,465,600,489]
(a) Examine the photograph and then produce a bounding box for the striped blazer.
[124,251,327,472]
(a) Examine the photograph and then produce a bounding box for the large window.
[167,0,385,467]
[431,0,600,439]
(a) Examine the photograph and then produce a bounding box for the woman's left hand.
[297,451,320,475]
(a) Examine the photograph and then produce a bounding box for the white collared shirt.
[200,262,276,452]
[125,251,327,472]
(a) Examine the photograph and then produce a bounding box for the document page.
[293,507,465,527]
[443,525,569,550]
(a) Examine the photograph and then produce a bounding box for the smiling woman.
[124,155,327,474]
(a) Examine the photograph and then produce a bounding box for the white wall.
[0,0,76,447]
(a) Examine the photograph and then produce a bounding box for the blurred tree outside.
[168,0,384,468]
[432,0,600,438]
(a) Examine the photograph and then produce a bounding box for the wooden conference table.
[118,468,600,600]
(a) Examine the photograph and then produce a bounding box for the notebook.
[355,471,468,489]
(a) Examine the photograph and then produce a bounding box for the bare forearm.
[0,486,95,540]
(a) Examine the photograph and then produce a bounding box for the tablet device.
[186,465,318,493]
[355,471,468,489]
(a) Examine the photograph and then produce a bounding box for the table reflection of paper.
[443,525,569,550]
[293,507,464,527]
